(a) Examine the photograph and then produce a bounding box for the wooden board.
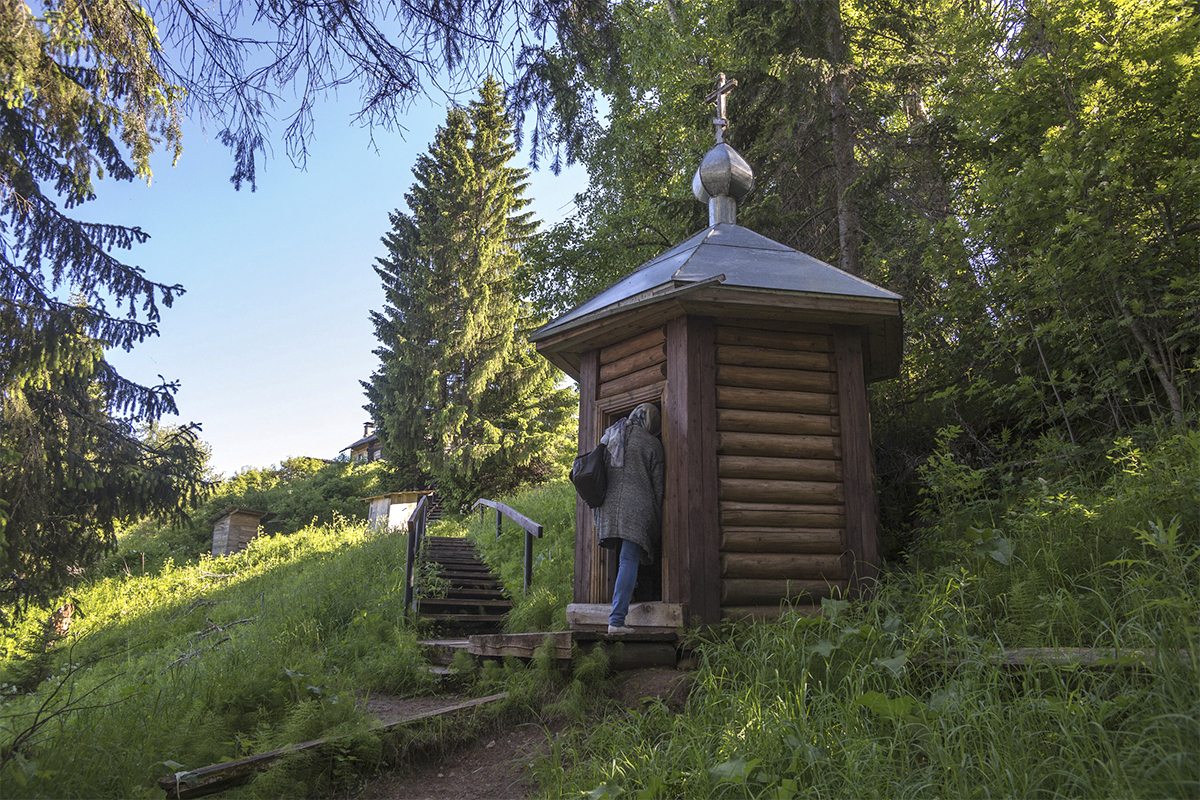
[721,528,845,553]
[718,455,843,482]
[716,409,839,436]
[722,604,821,621]
[468,632,572,660]
[599,326,666,365]
[663,315,721,624]
[721,578,848,604]
[158,693,510,799]
[717,431,842,459]
[718,478,844,505]
[720,552,846,580]
[575,350,599,604]
[716,345,835,372]
[720,501,845,529]
[716,386,837,414]
[599,342,667,383]
[716,364,837,393]
[599,362,668,398]
[834,326,881,589]
[716,321,835,342]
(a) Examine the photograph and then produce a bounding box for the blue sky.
[99,93,586,476]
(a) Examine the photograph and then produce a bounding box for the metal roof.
[532,223,901,341]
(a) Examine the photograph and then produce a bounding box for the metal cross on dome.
[705,72,738,144]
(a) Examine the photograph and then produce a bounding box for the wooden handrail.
[473,498,543,594]
[472,499,543,538]
[402,494,429,616]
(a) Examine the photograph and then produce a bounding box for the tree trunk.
[827,1,862,276]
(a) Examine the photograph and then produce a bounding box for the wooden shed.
[363,490,434,531]
[211,507,272,557]
[531,79,902,626]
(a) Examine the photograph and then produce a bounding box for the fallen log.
[157,692,509,799]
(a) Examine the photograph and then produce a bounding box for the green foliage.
[365,78,576,511]
[464,479,577,633]
[0,0,206,609]
[97,458,389,578]
[0,517,437,797]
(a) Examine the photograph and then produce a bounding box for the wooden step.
[419,598,513,612]
[421,613,508,624]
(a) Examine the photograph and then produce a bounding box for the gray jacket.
[595,424,665,562]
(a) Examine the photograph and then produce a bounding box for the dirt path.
[355,718,556,800]
[354,668,693,800]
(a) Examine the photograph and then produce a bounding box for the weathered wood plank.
[721,528,845,553]
[719,478,844,505]
[716,408,840,436]
[717,320,835,339]
[721,604,822,621]
[720,552,846,580]
[157,693,510,799]
[599,326,666,364]
[717,345,835,372]
[716,386,837,414]
[599,343,667,383]
[717,364,837,393]
[717,431,842,459]
[663,316,720,624]
[599,362,668,398]
[722,578,848,604]
[834,326,880,591]
[715,326,833,353]
[718,455,843,482]
[468,632,572,660]
[576,350,599,604]
[720,501,845,529]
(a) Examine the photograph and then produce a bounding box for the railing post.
[523,530,533,595]
[402,494,428,617]
[495,508,502,541]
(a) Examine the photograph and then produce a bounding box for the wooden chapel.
[530,75,904,627]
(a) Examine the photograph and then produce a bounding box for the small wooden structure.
[363,490,433,531]
[211,508,271,556]
[530,74,903,626]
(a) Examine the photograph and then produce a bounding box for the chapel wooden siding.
[570,314,882,623]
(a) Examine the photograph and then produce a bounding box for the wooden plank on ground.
[157,693,509,799]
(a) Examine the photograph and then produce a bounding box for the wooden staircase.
[415,536,511,633]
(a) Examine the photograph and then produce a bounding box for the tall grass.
[530,430,1199,799]
[0,518,433,798]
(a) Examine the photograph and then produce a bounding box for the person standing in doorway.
[595,402,665,634]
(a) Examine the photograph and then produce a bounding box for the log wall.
[715,321,848,620]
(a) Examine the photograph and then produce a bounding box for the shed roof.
[532,223,903,381]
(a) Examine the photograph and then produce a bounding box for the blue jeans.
[610,539,645,627]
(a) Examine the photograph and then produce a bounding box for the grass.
[2,430,1196,798]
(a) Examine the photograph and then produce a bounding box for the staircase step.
[419,598,513,612]
[422,613,508,624]
[445,588,508,600]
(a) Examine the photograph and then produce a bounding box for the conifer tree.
[365,78,576,510]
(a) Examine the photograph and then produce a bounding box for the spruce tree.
[365,78,576,510]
